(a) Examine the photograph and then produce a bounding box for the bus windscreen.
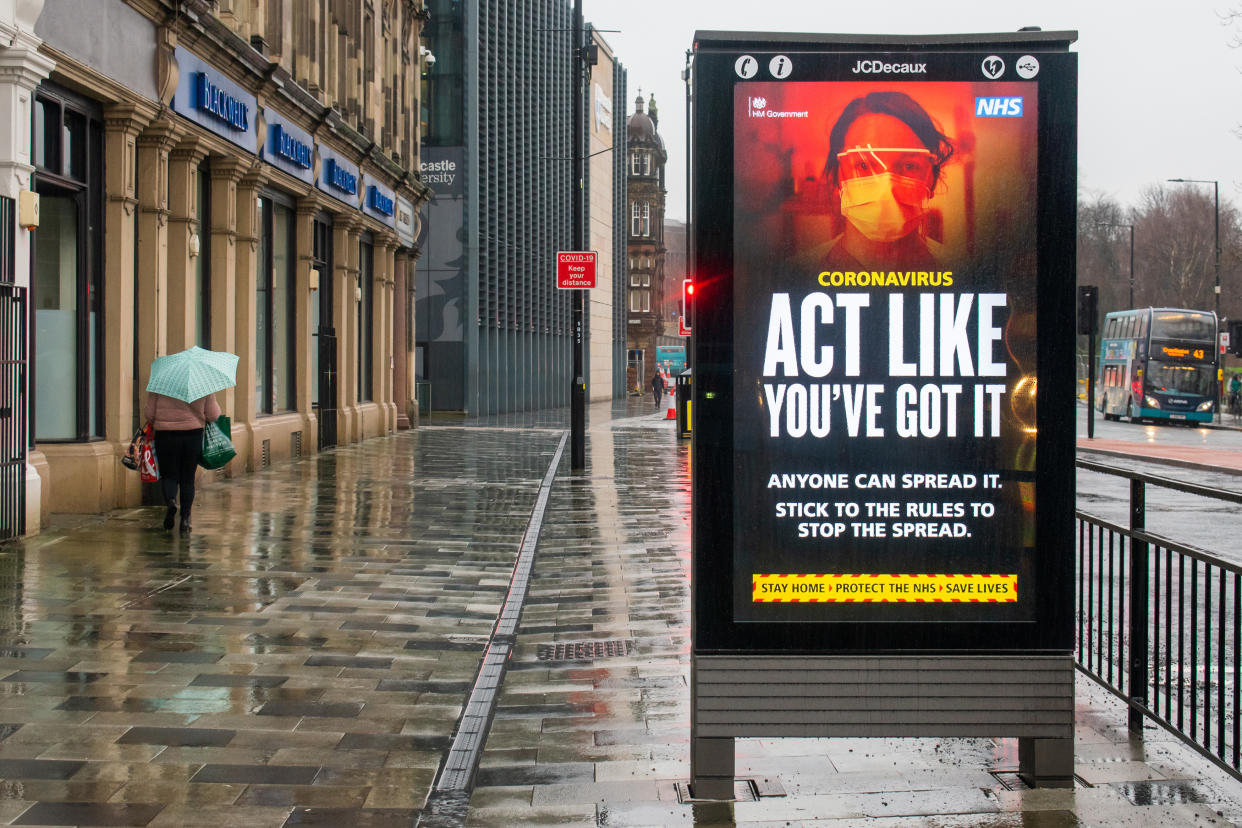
[1146,359,1216,397]
[1151,312,1216,343]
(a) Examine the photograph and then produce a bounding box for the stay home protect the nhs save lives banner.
[731,78,1039,623]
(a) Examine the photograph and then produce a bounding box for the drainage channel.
[417,430,568,828]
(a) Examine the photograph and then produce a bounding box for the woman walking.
[144,391,220,534]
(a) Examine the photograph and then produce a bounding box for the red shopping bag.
[138,423,159,483]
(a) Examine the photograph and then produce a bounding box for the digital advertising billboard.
[691,34,1078,654]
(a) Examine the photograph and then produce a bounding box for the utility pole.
[683,49,692,369]
[570,0,585,470]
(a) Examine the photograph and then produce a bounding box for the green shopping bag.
[199,414,236,470]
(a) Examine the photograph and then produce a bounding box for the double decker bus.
[1095,307,1218,424]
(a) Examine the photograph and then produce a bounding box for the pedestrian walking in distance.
[144,391,221,534]
[652,371,665,408]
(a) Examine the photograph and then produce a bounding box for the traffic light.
[681,278,694,332]
[1077,285,1098,336]
[1230,320,1242,357]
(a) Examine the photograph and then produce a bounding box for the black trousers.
[154,428,203,516]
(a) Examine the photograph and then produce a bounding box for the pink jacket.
[144,392,220,431]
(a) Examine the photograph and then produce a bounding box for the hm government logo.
[748,96,808,120]
[981,55,1005,79]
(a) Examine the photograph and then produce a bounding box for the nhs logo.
[975,96,1023,117]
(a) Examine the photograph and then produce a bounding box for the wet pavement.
[0,397,1238,825]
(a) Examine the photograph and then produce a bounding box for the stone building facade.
[625,93,669,393]
[8,0,431,533]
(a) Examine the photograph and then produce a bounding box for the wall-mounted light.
[188,233,201,258]
[18,190,39,231]
[309,270,319,292]
[355,285,362,302]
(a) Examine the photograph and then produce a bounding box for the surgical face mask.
[839,172,931,243]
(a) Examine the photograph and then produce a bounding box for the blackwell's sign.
[171,47,257,152]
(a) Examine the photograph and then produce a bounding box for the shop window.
[630,289,649,314]
[257,197,297,414]
[358,240,374,402]
[33,98,59,172]
[632,202,651,238]
[31,86,103,442]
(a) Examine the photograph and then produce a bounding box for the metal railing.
[0,283,26,541]
[1077,457,1242,782]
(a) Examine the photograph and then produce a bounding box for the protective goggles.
[836,145,934,183]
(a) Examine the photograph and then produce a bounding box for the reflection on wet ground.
[0,414,566,826]
[0,397,1235,826]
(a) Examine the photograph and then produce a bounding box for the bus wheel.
[1128,397,1141,423]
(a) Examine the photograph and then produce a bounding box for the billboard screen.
[692,38,1077,653]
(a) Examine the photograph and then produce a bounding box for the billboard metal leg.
[1018,736,1074,788]
[690,736,735,799]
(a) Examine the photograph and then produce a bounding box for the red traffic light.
[681,279,694,333]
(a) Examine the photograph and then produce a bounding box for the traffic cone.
[665,401,676,420]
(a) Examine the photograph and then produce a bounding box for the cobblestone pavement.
[0,397,1237,826]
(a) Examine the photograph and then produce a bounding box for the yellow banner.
[752,573,1017,603]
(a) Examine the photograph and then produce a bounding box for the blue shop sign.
[273,125,311,168]
[326,159,358,195]
[260,112,315,185]
[362,178,397,227]
[171,47,257,153]
[195,73,249,130]
[316,145,361,208]
[368,186,394,216]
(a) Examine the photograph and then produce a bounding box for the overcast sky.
[587,0,1242,223]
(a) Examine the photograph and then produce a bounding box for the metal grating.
[674,778,785,803]
[990,771,1033,791]
[0,197,13,284]
[291,430,302,458]
[536,639,633,661]
[261,439,271,469]
[0,284,26,540]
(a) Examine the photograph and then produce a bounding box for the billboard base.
[691,653,1074,794]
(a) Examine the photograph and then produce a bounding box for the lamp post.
[1167,178,1221,422]
[1097,222,1135,308]
[570,0,585,469]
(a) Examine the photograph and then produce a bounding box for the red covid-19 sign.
[556,251,597,289]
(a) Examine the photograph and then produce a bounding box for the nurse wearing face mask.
[818,91,954,267]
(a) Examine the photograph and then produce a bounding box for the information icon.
[769,55,793,79]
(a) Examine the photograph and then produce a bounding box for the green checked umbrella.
[146,346,239,403]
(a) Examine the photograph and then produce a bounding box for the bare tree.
[1127,185,1242,316]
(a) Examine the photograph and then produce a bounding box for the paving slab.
[0,398,1240,825]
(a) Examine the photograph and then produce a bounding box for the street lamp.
[1167,178,1221,422]
[1096,222,1135,308]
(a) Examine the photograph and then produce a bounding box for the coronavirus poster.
[731,79,1040,623]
